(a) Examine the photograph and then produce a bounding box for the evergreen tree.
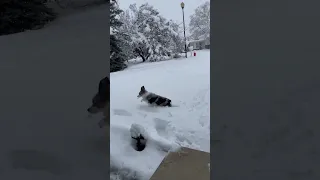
[110,0,127,72]
[0,0,56,36]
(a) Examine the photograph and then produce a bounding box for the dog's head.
[87,93,106,114]
[87,76,110,114]
[137,86,147,98]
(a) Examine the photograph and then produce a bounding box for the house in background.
[187,36,210,50]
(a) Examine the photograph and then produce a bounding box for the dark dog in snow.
[87,76,110,128]
[137,86,172,107]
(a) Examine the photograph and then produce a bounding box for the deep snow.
[110,50,210,179]
[0,5,109,179]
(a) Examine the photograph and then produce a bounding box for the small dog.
[87,76,110,128]
[137,86,172,107]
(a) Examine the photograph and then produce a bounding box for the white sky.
[118,0,208,35]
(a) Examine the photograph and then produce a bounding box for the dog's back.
[145,93,172,107]
[98,76,110,103]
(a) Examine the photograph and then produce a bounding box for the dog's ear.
[141,86,145,91]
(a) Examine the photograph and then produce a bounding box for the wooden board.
[150,147,210,180]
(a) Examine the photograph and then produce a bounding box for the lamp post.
[181,2,187,58]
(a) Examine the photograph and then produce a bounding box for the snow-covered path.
[110,50,210,179]
[0,5,108,179]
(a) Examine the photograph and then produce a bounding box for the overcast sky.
[118,0,208,34]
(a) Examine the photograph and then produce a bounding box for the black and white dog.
[137,86,172,107]
[87,76,110,128]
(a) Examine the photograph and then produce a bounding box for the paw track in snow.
[137,112,148,118]
[137,104,159,113]
[153,118,171,138]
[152,117,208,151]
[188,87,210,112]
[113,109,132,117]
[190,87,210,128]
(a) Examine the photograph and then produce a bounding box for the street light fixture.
[181,2,185,8]
[180,2,187,58]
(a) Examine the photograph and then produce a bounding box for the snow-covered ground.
[0,5,108,180]
[110,50,210,179]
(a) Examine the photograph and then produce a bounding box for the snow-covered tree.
[121,3,183,62]
[110,0,127,72]
[188,1,210,40]
[167,20,184,56]
[117,9,136,61]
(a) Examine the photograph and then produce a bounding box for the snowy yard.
[0,5,108,180]
[110,50,210,179]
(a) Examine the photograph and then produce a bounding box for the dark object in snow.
[87,76,110,113]
[131,134,146,151]
[130,123,147,151]
[87,76,110,128]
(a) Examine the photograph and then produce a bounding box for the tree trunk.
[137,51,146,62]
[140,55,146,62]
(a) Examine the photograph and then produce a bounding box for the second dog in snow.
[87,76,110,128]
[137,86,172,107]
